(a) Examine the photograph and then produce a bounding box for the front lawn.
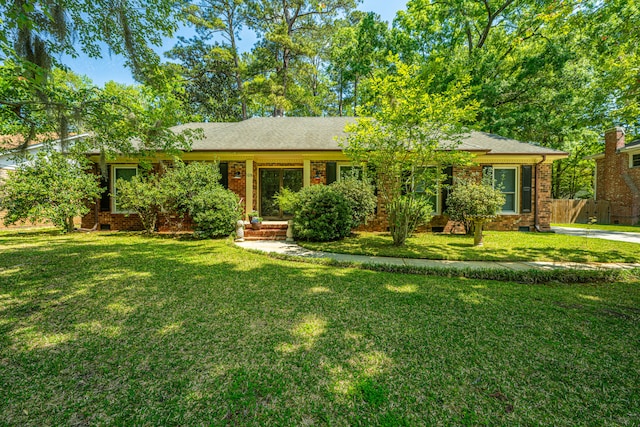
[553,223,640,233]
[1,231,639,425]
[299,231,640,263]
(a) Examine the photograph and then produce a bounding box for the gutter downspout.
[534,154,549,232]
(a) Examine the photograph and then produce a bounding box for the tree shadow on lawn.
[333,233,638,263]
[1,234,639,425]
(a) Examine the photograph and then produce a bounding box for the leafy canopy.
[344,60,477,245]
[0,150,102,232]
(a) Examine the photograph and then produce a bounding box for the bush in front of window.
[161,161,222,217]
[115,173,164,233]
[446,176,505,246]
[330,176,377,229]
[161,161,240,238]
[292,185,352,242]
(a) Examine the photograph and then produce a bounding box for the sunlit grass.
[299,231,640,262]
[1,230,639,425]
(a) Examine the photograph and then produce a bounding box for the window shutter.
[441,166,454,213]
[219,162,229,189]
[100,168,111,212]
[326,162,337,184]
[521,165,532,213]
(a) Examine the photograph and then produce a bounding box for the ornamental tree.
[115,173,164,233]
[0,150,102,232]
[343,60,477,246]
[446,176,506,246]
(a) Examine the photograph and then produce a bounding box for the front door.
[260,168,303,219]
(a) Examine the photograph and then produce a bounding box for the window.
[632,154,640,168]
[112,166,137,213]
[338,164,363,181]
[485,166,518,213]
[411,167,440,214]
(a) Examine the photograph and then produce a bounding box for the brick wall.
[311,161,326,185]
[357,163,548,233]
[82,159,557,232]
[228,162,247,208]
[596,128,640,225]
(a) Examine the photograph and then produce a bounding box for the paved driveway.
[551,226,640,244]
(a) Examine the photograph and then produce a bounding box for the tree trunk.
[353,75,358,116]
[229,29,247,120]
[66,216,75,233]
[338,71,343,116]
[473,220,484,246]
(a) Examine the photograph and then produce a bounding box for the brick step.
[243,235,287,241]
[244,229,287,237]
[244,222,288,230]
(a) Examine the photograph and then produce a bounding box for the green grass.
[553,223,640,233]
[299,231,640,263]
[1,230,640,425]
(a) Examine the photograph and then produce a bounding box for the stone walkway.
[551,226,640,244]
[235,240,640,271]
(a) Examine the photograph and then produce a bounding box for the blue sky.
[61,0,407,86]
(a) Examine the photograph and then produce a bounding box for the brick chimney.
[605,127,626,157]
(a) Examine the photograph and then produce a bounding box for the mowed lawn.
[1,231,639,425]
[300,231,640,263]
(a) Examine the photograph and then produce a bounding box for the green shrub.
[116,173,164,233]
[160,161,239,238]
[446,176,505,246]
[189,187,242,238]
[273,187,299,214]
[387,195,432,246]
[161,161,222,216]
[293,185,352,242]
[0,150,102,232]
[330,176,377,229]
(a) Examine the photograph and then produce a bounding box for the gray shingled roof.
[625,139,640,149]
[170,117,567,155]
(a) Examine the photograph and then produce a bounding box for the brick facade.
[83,158,557,233]
[228,162,247,207]
[595,128,640,225]
[360,163,551,233]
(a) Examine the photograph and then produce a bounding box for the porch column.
[303,159,311,187]
[245,159,254,214]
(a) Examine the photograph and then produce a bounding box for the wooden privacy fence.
[550,199,610,224]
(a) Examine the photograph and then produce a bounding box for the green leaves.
[0,150,102,232]
[344,60,477,246]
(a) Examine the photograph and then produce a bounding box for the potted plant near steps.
[249,211,263,230]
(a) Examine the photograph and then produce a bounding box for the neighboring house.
[81,117,567,232]
[590,127,640,225]
[0,133,88,178]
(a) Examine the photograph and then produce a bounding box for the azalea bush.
[115,161,240,237]
[161,161,240,238]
